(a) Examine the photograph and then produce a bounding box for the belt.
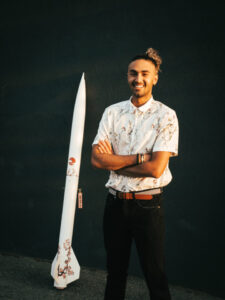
[108,187,162,200]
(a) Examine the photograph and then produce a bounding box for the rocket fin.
[51,247,80,288]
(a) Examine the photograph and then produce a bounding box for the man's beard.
[132,90,144,98]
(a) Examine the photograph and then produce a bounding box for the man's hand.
[96,140,114,154]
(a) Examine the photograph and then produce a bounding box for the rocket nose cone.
[79,73,85,87]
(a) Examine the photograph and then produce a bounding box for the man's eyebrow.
[128,69,150,73]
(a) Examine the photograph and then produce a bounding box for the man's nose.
[135,74,143,82]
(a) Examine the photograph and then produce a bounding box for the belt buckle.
[119,192,131,200]
[127,192,134,200]
[125,192,131,200]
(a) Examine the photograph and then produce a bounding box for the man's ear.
[153,73,158,86]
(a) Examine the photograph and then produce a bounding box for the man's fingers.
[99,140,112,154]
[103,140,113,153]
[102,139,114,154]
[97,146,104,153]
[97,139,114,154]
[105,140,113,152]
[98,140,109,153]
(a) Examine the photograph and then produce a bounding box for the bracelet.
[137,153,144,165]
[137,153,141,165]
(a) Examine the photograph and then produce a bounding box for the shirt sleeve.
[92,107,112,145]
[152,109,179,156]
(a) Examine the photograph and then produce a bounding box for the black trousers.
[103,193,171,300]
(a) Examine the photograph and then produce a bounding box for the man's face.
[127,59,158,99]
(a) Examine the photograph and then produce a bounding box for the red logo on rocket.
[69,157,76,165]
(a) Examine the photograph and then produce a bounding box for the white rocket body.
[51,73,86,288]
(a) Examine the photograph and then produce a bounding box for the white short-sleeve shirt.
[93,97,179,192]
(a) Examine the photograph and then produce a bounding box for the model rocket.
[51,73,86,289]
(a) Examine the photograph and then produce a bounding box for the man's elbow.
[91,156,112,170]
[150,168,164,179]
[91,156,101,169]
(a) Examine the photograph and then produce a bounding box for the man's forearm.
[116,151,171,178]
[91,150,137,171]
[116,161,157,178]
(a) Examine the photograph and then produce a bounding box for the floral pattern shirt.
[93,97,179,192]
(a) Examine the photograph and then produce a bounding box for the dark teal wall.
[0,0,224,297]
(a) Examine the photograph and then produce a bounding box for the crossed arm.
[91,140,171,178]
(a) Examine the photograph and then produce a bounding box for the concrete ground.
[0,253,223,300]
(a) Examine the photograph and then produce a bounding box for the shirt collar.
[128,96,153,113]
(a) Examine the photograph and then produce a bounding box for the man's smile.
[132,83,145,88]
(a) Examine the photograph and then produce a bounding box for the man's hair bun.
[145,48,162,72]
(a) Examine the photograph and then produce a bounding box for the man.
[91,48,179,300]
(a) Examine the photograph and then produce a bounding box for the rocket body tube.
[51,73,86,288]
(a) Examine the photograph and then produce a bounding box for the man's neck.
[131,94,152,107]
